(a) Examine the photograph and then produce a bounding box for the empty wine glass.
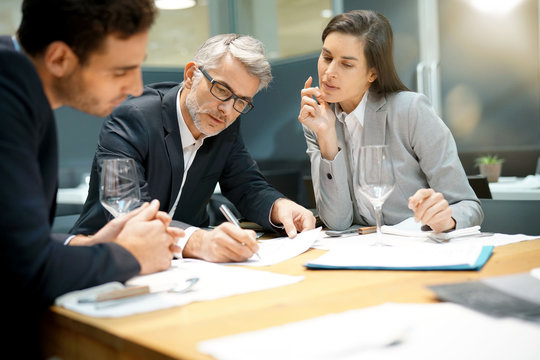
[357,145,396,246]
[99,158,141,218]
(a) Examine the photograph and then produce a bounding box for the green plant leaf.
[474,154,505,166]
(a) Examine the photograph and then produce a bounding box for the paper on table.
[531,267,540,280]
[55,259,304,317]
[380,217,540,246]
[381,217,481,239]
[381,217,428,237]
[306,243,486,269]
[198,302,540,360]
[313,231,539,251]
[224,227,322,266]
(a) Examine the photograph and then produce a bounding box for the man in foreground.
[0,0,183,356]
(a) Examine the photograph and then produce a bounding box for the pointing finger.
[304,76,313,89]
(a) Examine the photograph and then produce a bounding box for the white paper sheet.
[381,217,481,238]
[223,227,322,266]
[198,302,540,360]
[307,243,484,268]
[55,259,304,317]
[531,267,540,280]
[313,217,539,250]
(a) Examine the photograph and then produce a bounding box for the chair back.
[467,175,492,199]
[303,176,316,209]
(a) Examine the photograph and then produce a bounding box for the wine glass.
[99,158,141,218]
[357,145,396,246]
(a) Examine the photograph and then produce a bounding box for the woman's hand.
[408,189,456,233]
[298,76,339,160]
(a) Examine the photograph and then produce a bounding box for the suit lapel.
[363,92,388,146]
[161,85,185,210]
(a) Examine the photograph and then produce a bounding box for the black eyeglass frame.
[198,68,254,114]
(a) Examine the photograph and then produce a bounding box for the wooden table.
[41,239,540,360]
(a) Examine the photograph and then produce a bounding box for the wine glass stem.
[374,204,383,245]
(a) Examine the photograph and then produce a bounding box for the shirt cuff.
[268,199,285,230]
[174,226,199,259]
[63,235,76,246]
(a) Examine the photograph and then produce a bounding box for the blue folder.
[305,246,494,271]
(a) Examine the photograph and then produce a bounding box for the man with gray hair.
[72,34,316,262]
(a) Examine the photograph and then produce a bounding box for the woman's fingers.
[304,76,313,89]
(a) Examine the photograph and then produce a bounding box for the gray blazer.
[304,91,483,230]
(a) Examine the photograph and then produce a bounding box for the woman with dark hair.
[299,10,482,232]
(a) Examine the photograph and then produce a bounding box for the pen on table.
[219,204,261,260]
[77,285,150,304]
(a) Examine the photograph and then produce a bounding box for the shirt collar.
[335,89,369,127]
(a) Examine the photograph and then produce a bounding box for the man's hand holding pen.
[181,209,260,263]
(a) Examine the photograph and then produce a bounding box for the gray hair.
[192,33,272,92]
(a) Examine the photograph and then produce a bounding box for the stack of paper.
[198,302,540,360]
[305,243,493,270]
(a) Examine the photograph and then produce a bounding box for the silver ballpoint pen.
[219,204,261,260]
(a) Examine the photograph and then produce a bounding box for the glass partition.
[0,0,332,67]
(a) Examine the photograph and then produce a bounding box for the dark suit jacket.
[0,36,139,357]
[72,82,284,234]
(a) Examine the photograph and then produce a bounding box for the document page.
[55,259,304,317]
[198,302,540,360]
[224,227,322,266]
[306,243,485,269]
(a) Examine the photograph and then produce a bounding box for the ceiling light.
[155,0,196,10]
[320,9,333,18]
[468,0,525,14]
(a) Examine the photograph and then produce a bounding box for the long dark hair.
[322,10,409,96]
[18,0,156,64]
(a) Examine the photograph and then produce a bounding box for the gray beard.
[185,89,210,137]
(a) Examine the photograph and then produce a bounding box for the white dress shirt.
[335,90,368,168]
[169,89,206,255]
[331,91,374,223]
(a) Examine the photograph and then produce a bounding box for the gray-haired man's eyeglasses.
[199,68,254,114]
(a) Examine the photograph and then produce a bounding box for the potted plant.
[475,155,504,182]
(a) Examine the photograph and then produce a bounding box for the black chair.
[207,193,242,226]
[303,176,316,209]
[207,169,302,226]
[467,175,492,199]
[262,169,302,203]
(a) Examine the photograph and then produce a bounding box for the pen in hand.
[219,204,261,261]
